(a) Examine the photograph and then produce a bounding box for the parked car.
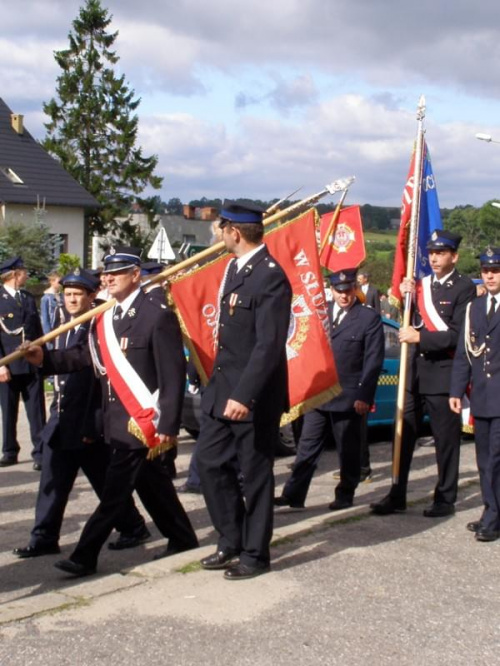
[181,318,402,456]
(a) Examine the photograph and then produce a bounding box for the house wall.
[0,204,85,261]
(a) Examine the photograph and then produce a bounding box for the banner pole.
[392,95,426,485]
[0,177,354,368]
[318,189,349,258]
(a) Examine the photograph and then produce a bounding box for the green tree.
[57,253,81,276]
[0,221,60,278]
[43,0,162,240]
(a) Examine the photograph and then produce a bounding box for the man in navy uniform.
[0,256,45,468]
[371,230,476,517]
[13,269,148,558]
[450,247,500,542]
[24,247,198,576]
[196,201,292,580]
[275,269,384,510]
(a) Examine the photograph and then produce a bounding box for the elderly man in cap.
[275,268,384,510]
[14,269,148,559]
[0,256,45,468]
[371,230,476,518]
[450,247,500,542]
[24,247,197,576]
[196,200,292,580]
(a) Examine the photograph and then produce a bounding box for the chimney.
[11,114,24,135]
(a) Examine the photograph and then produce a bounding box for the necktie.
[66,327,77,348]
[227,260,237,283]
[332,308,344,329]
[487,296,497,322]
[432,280,441,292]
[113,305,123,334]
[15,291,22,306]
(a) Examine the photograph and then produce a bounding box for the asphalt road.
[1,405,499,665]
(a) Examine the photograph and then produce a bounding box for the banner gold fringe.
[127,418,177,459]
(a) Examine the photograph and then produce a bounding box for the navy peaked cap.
[329,268,358,291]
[220,200,264,225]
[426,230,462,251]
[103,246,142,273]
[61,268,100,292]
[0,256,24,274]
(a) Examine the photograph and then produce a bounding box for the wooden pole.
[0,177,353,367]
[318,189,348,258]
[392,95,426,485]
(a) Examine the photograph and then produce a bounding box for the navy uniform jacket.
[323,300,384,412]
[0,286,43,375]
[450,296,500,418]
[44,292,186,449]
[202,246,292,424]
[413,269,475,394]
[41,322,102,450]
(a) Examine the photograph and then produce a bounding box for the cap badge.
[74,267,80,275]
[110,247,116,255]
[431,231,438,240]
[486,247,494,257]
[339,272,346,281]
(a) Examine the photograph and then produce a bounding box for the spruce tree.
[43,0,162,240]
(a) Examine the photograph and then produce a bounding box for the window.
[0,167,24,184]
[182,234,196,243]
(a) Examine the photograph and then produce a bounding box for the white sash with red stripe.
[95,309,161,451]
[415,275,449,332]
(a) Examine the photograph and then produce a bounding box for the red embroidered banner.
[319,205,366,271]
[169,209,340,422]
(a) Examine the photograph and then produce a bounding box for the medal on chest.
[229,293,238,316]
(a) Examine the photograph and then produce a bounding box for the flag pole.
[0,177,354,368]
[392,95,426,485]
[318,188,349,258]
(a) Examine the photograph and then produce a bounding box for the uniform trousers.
[71,446,198,568]
[0,373,45,462]
[389,388,461,506]
[473,417,500,532]
[30,435,145,548]
[282,408,362,506]
[196,413,277,567]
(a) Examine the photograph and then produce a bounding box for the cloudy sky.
[2,0,500,208]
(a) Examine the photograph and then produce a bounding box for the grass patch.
[176,560,202,574]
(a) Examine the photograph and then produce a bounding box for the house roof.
[0,98,98,209]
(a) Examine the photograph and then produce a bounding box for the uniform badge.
[2,294,7,299]
[110,247,116,255]
[229,293,238,316]
[120,337,129,351]
[74,267,80,275]
[431,231,438,241]
[339,272,346,281]
[8,313,13,318]
[128,308,136,318]
[486,247,494,257]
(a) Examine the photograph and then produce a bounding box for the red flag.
[169,209,340,423]
[319,205,366,272]
[391,153,415,305]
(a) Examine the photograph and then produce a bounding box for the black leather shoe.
[200,549,239,570]
[13,543,60,558]
[32,463,42,471]
[273,496,305,509]
[0,457,18,467]
[475,529,500,542]
[360,469,373,483]
[153,541,199,561]
[466,520,482,533]
[108,526,151,550]
[370,496,406,515]
[224,562,270,580]
[423,504,455,518]
[328,499,353,511]
[176,483,203,494]
[54,559,96,577]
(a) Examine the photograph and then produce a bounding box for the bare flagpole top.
[417,95,426,121]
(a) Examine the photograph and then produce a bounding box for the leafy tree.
[42,0,162,240]
[57,253,81,276]
[0,221,60,278]
[166,197,184,215]
[478,201,500,247]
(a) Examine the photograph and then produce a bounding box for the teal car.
[367,317,400,427]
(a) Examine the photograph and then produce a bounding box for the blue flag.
[415,143,443,279]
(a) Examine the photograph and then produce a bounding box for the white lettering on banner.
[202,303,219,349]
[294,249,309,266]
[292,248,329,332]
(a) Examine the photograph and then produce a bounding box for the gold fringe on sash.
[127,418,177,460]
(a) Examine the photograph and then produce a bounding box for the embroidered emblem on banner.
[286,294,312,360]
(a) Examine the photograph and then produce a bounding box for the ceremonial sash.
[415,275,449,332]
[96,309,162,454]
